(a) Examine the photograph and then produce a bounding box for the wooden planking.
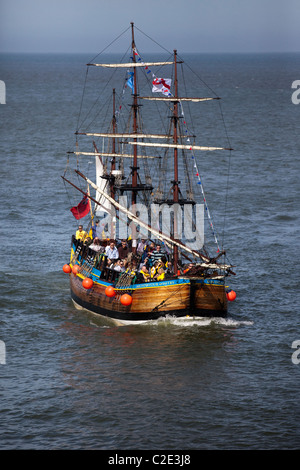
[70,272,227,316]
[70,273,190,314]
[193,283,227,312]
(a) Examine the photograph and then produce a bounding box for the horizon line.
[1,49,300,55]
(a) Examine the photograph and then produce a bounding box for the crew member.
[76,225,88,241]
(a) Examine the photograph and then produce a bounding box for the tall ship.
[62,23,236,324]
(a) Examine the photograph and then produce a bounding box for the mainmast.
[172,49,179,272]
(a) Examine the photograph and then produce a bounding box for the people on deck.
[139,265,150,282]
[149,244,166,263]
[118,240,131,260]
[150,261,160,279]
[147,242,155,255]
[125,262,137,277]
[83,236,92,246]
[154,267,165,282]
[137,239,147,257]
[92,219,100,239]
[160,255,168,271]
[76,225,88,241]
[138,257,149,271]
[84,236,175,283]
[106,258,114,269]
[89,237,104,253]
[183,263,194,274]
[105,241,119,260]
[113,260,125,272]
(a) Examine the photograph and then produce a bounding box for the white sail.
[95,155,111,216]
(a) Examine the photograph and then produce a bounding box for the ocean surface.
[0,51,299,451]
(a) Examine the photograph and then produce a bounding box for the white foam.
[155,315,253,328]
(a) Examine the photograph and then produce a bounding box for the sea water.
[0,52,299,450]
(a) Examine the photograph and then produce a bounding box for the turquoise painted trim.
[93,276,189,290]
[131,278,190,289]
[194,278,225,285]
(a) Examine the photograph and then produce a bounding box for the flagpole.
[87,184,93,218]
[87,183,95,239]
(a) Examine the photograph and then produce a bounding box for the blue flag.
[127,72,134,92]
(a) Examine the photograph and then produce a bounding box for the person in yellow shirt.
[76,225,88,241]
[139,265,150,282]
[150,261,159,279]
[155,267,165,281]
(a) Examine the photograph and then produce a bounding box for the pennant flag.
[70,195,91,220]
[127,71,134,92]
[152,78,171,96]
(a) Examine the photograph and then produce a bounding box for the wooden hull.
[69,269,227,324]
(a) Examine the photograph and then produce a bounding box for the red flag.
[70,195,90,220]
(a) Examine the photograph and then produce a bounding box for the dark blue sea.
[0,51,299,452]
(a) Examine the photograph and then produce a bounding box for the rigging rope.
[71,25,233,262]
[177,52,233,254]
[117,46,222,254]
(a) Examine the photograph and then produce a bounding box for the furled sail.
[140,97,219,102]
[69,151,160,160]
[129,142,231,151]
[75,132,186,139]
[87,61,174,68]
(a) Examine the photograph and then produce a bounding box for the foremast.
[130,22,139,208]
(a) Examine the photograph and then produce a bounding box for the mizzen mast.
[110,88,117,201]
